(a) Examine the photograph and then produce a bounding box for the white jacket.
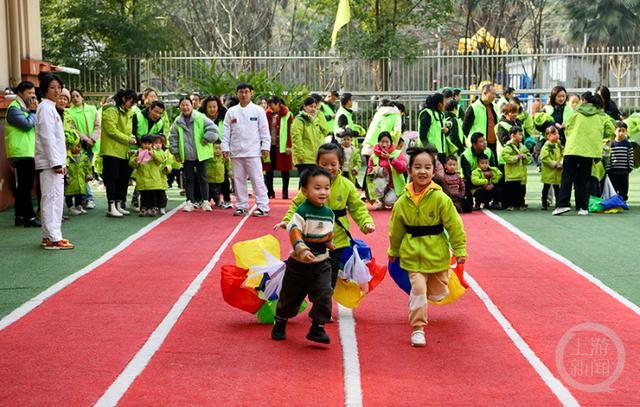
[35,99,67,170]
[222,102,270,158]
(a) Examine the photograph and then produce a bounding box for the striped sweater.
[607,139,634,174]
[287,200,335,262]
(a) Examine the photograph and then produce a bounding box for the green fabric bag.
[588,195,604,213]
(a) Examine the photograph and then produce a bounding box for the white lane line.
[465,272,579,406]
[483,210,640,316]
[94,206,256,407]
[338,304,363,407]
[0,203,184,332]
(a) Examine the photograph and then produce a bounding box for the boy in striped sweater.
[607,121,635,201]
[272,167,335,344]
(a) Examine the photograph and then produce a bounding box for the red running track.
[119,201,346,406]
[462,211,640,405]
[354,210,562,405]
[0,209,244,405]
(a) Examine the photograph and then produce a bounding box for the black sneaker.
[271,318,287,341]
[306,321,330,344]
[233,208,248,216]
[24,217,42,227]
[253,208,269,217]
[15,216,25,227]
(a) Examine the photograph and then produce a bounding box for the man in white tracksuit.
[35,73,74,249]
[222,83,271,217]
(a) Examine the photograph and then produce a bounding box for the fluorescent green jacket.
[4,99,35,158]
[128,148,167,190]
[564,103,615,158]
[500,141,532,183]
[418,108,446,153]
[206,153,225,184]
[336,107,365,136]
[172,111,215,162]
[539,141,563,185]
[291,113,325,165]
[64,153,92,196]
[470,166,502,192]
[283,173,374,249]
[320,103,336,133]
[518,110,536,138]
[388,182,467,273]
[100,105,134,159]
[467,99,499,137]
[135,108,170,138]
[346,146,362,184]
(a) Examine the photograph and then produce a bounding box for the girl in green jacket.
[274,143,375,288]
[388,147,467,347]
[129,135,167,217]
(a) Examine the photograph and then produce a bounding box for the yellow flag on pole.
[331,0,351,48]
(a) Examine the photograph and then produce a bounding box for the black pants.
[208,182,222,204]
[11,158,37,219]
[608,173,630,201]
[102,156,132,203]
[65,194,83,208]
[557,155,592,210]
[474,188,494,207]
[183,160,208,203]
[167,169,181,188]
[504,181,526,208]
[541,184,560,208]
[276,257,332,323]
[140,190,164,208]
[296,164,316,188]
[328,247,346,289]
[265,145,291,198]
[451,195,473,213]
[221,167,231,201]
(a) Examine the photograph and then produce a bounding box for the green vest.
[336,107,354,130]
[462,147,494,173]
[4,99,35,158]
[417,108,446,153]
[279,112,292,153]
[321,103,336,133]
[135,108,167,138]
[174,111,214,162]
[66,104,98,154]
[543,104,573,125]
[494,121,513,165]
[370,113,401,145]
[371,150,405,198]
[468,100,499,137]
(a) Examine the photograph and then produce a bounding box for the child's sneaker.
[221,201,232,209]
[234,208,248,216]
[76,205,87,214]
[271,317,287,341]
[69,206,82,216]
[252,208,269,217]
[44,239,75,250]
[411,330,426,347]
[306,321,330,344]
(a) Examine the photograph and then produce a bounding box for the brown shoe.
[44,239,75,250]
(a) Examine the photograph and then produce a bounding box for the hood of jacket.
[575,103,602,117]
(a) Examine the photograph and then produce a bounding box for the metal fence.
[60,47,640,97]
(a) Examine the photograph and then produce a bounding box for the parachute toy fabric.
[333,239,387,309]
[220,234,308,324]
[388,256,468,305]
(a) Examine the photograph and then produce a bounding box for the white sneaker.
[115,201,130,216]
[160,208,166,215]
[552,207,571,216]
[69,207,82,216]
[221,201,232,209]
[183,201,194,212]
[201,201,212,212]
[106,202,123,218]
[411,330,426,347]
[84,200,96,209]
[76,205,87,214]
[577,209,589,216]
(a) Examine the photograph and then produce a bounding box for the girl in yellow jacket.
[388,147,467,347]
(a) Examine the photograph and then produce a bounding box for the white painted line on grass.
[483,209,640,317]
[94,206,256,407]
[465,272,579,406]
[337,304,363,407]
[0,204,184,332]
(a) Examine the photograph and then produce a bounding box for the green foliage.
[189,62,309,114]
[302,0,454,59]
[564,0,640,47]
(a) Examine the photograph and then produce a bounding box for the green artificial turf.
[0,185,184,318]
[491,169,640,306]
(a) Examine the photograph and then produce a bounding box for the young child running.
[65,142,93,216]
[367,131,407,209]
[388,147,467,347]
[129,134,167,216]
[275,143,375,289]
[539,126,563,210]
[501,126,532,210]
[272,167,335,343]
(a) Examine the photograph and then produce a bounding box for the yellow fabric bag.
[333,279,366,309]
[232,235,281,288]
[429,270,466,306]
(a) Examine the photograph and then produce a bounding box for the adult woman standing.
[291,97,325,187]
[170,97,218,212]
[200,96,231,208]
[540,86,573,145]
[417,93,449,163]
[5,81,41,227]
[553,92,615,216]
[100,88,138,217]
[595,85,621,121]
[35,73,74,249]
[67,89,100,208]
[265,96,294,199]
